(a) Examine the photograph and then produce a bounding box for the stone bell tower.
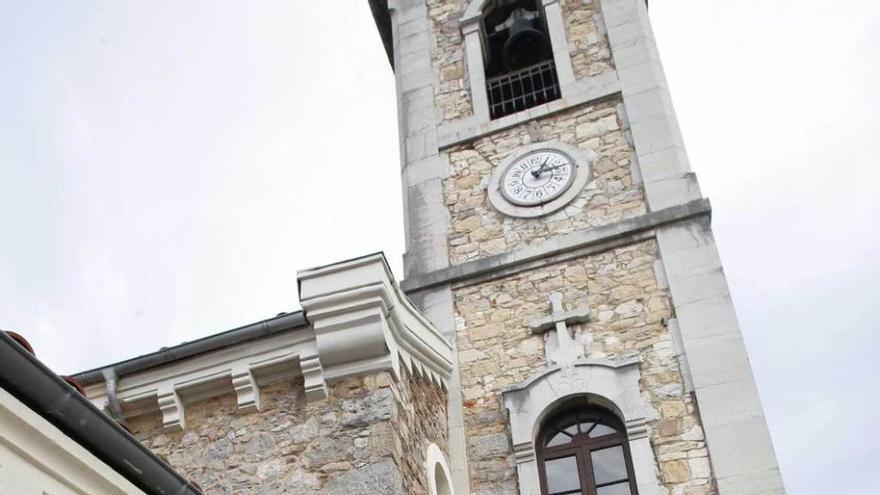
[370,0,786,494]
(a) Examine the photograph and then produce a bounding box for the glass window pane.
[589,423,617,438]
[597,481,631,495]
[591,446,628,485]
[578,421,595,434]
[545,456,581,494]
[546,431,572,447]
[553,413,578,436]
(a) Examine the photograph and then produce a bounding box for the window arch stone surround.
[426,442,455,495]
[501,358,664,495]
[460,0,577,122]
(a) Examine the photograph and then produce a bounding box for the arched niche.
[426,443,454,495]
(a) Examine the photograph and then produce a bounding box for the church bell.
[501,8,551,71]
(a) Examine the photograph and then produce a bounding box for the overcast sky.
[1,1,877,493]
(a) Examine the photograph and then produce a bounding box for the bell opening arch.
[460,0,576,121]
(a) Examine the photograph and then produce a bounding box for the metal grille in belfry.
[486,60,560,119]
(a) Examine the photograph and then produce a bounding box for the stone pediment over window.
[502,359,665,495]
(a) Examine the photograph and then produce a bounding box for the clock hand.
[531,157,550,177]
[543,163,571,172]
[532,161,570,177]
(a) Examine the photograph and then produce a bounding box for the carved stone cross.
[528,293,590,366]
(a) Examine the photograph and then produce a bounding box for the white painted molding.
[83,325,321,429]
[0,389,145,494]
[488,141,595,218]
[79,254,453,431]
[425,443,455,495]
[502,359,664,495]
[298,253,454,388]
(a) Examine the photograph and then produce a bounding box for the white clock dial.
[500,149,576,206]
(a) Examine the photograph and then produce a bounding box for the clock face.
[500,149,576,206]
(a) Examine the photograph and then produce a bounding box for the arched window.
[537,405,638,495]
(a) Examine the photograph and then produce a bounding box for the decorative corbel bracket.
[157,385,184,432]
[300,351,328,401]
[96,329,318,430]
[232,366,261,413]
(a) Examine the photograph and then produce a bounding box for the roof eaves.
[0,330,202,495]
[368,0,394,69]
[73,310,309,386]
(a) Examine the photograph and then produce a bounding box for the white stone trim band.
[401,198,710,293]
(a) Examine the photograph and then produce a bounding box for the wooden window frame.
[536,408,639,495]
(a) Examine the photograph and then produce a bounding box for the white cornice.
[298,253,454,389]
[84,329,319,432]
[81,252,453,432]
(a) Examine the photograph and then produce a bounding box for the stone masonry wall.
[129,370,447,495]
[452,241,717,494]
[561,0,615,80]
[428,0,472,122]
[443,99,645,264]
[392,367,450,494]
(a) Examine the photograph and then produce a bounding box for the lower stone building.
[74,254,456,494]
